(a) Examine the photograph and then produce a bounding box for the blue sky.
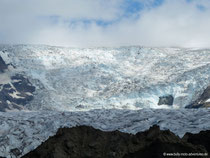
[47,0,165,27]
[0,0,210,47]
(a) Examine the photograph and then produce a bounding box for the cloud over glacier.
[0,0,210,47]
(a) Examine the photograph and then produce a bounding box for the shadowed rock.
[0,56,7,72]
[0,74,35,111]
[158,95,174,106]
[183,130,210,152]
[186,86,210,108]
[22,125,208,158]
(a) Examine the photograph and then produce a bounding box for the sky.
[0,0,210,47]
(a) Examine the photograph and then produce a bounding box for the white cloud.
[0,0,123,20]
[0,0,210,48]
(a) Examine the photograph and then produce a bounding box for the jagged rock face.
[0,55,35,111]
[183,130,210,152]
[0,56,7,72]
[22,125,208,158]
[187,86,210,108]
[158,95,174,106]
[0,74,35,111]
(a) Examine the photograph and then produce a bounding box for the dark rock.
[75,104,85,109]
[0,74,35,112]
[158,95,174,106]
[22,125,208,158]
[186,86,210,108]
[11,74,35,93]
[10,148,22,157]
[0,56,7,72]
[183,129,210,152]
[3,84,12,89]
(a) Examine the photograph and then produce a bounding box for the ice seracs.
[1,45,210,111]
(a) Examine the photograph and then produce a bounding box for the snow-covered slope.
[1,45,210,111]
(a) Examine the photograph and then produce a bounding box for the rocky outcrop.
[0,56,7,73]
[22,125,209,158]
[0,74,35,111]
[183,130,210,153]
[186,86,210,108]
[0,54,35,111]
[158,95,174,106]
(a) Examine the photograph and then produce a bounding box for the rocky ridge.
[187,86,210,108]
[0,51,35,111]
[22,125,209,158]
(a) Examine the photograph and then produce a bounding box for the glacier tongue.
[1,45,210,110]
[0,109,210,158]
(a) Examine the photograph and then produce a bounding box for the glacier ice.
[1,45,210,110]
[0,45,210,157]
[0,109,210,157]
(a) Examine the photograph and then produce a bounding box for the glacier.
[1,109,210,157]
[0,45,210,157]
[1,45,210,110]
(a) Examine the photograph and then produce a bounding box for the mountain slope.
[0,45,210,111]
